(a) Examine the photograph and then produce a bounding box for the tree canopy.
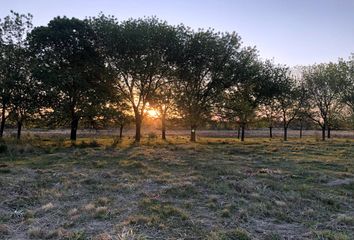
[28,17,112,140]
[0,11,353,141]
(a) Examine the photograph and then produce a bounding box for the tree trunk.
[322,126,326,141]
[241,124,245,142]
[284,126,288,141]
[269,126,273,138]
[135,116,142,142]
[299,121,303,139]
[119,124,124,139]
[161,113,166,140]
[17,120,22,140]
[0,105,6,138]
[237,126,240,139]
[70,117,79,141]
[190,125,196,142]
[327,126,331,139]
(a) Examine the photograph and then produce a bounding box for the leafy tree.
[8,47,42,139]
[94,101,131,139]
[112,110,132,139]
[148,83,176,140]
[221,87,258,141]
[174,29,243,142]
[272,66,304,141]
[0,11,33,138]
[303,62,347,140]
[342,56,354,113]
[93,16,179,142]
[295,83,310,138]
[28,17,111,141]
[260,99,278,138]
[220,59,277,141]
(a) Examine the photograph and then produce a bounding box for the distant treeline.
[0,11,353,142]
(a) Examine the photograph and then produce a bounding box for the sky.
[1,0,353,66]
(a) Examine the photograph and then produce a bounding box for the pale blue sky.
[1,0,353,66]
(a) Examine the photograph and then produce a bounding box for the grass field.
[0,136,353,239]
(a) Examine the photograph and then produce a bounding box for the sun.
[146,108,159,118]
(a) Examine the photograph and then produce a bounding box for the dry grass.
[0,135,353,239]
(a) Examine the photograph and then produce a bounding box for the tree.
[272,66,304,141]
[8,47,42,140]
[342,56,354,113]
[220,59,277,141]
[221,87,258,141]
[28,17,111,141]
[260,99,278,138]
[174,29,242,142]
[0,11,33,138]
[295,83,310,139]
[149,83,176,140]
[93,16,179,142]
[94,101,131,139]
[303,62,347,140]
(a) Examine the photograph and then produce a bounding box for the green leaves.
[0,11,35,138]
[27,17,114,140]
[0,10,32,46]
[28,17,109,120]
[303,61,349,128]
[174,29,243,127]
[341,56,354,112]
[90,16,181,141]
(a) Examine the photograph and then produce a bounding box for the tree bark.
[237,126,240,139]
[284,126,288,141]
[269,126,273,138]
[17,120,22,140]
[241,124,245,142]
[135,117,142,142]
[0,105,6,138]
[70,117,79,141]
[190,125,196,142]
[322,125,326,141]
[327,126,331,139]
[161,113,166,140]
[119,124,124,139]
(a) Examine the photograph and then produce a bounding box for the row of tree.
[0,11,353,142]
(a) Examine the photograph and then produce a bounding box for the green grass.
[0,136,353,239]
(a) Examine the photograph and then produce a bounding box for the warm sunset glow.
[146,108,160,118]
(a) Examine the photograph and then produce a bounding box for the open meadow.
[0,135,353,240]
